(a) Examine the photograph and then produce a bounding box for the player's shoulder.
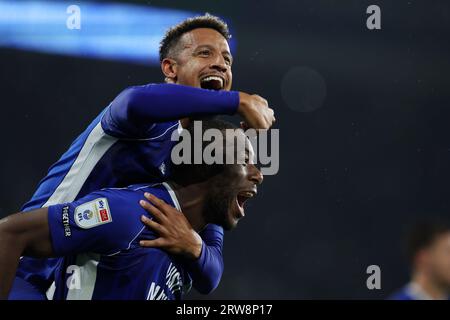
[99,183,171,202]
[94,183,175,250]
[70,186,160,245]
[147,120,181,141]
[387,285,416,300]
[77,183,175,220]
[90,183,176,218]
[387,290,413,300]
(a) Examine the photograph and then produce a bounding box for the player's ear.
[161,58,178,83]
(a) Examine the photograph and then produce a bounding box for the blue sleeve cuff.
[185,240,207,272]
[47,204,66,256]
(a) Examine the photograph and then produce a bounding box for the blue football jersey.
[22,83,238,211]
[47,183,191,300]
[11,83,237,299]
[388,283,450,300]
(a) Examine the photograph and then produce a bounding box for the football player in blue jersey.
[0,120,263,300]
[388,221,450,300]
[10,14,275,299]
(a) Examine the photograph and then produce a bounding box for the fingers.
[139,238,166,248]
[258,110,275,130]
[143,192,170,212]
[140,214,167,235]
[238,92,276,130]
[144,192,185,219]
[139,199,168,223]
[144,192,165,205]
[255,96,275,129]
[267,108,276,126]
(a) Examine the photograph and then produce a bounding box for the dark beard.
[202,174,236,230]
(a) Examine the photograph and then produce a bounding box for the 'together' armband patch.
[74,198,112,229]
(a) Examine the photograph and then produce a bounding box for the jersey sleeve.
[47,189,153,256]
[101,83,239,139]
[184,223,224,294]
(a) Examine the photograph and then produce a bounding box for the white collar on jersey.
[162,182,182,211]
[405,282,434,300]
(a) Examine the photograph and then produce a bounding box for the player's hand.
[138,192,203,260]
[237,92,275,130]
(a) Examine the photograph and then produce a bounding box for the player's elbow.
[117,86,153,124]
[0,215,22,239]
[195,280,219,295]
[193,268,223,295]
[0,208,52,259]
[0,215,28,254]
[116,86,138,116]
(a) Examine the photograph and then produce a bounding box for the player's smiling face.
[168,28,233,91]
[204,137,263,230]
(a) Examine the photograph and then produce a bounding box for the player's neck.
[412,272,448,300]
[167,181,208,232]
[180,117,190,128]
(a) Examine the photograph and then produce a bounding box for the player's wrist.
[184,231,203,260]
[237,92,249,116]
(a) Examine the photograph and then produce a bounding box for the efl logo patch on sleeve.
[74,198,112,229]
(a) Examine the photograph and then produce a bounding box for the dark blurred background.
[1,0,450,299]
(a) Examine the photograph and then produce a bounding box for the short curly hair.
[405,220,450,264]
[159,13,231,62]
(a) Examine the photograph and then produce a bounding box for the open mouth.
[200,75,225,90]
[235,191,256,218]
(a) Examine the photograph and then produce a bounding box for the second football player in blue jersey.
[0,120,263,300]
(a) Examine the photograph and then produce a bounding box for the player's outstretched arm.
[0,190,151,300]
[103,83,238,138]
[103,83,275,138]
[0,209,53,299]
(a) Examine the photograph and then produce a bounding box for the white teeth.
[201,76,224,88]
[240,192,254,198]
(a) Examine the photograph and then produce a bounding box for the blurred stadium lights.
[0,0,223,65]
